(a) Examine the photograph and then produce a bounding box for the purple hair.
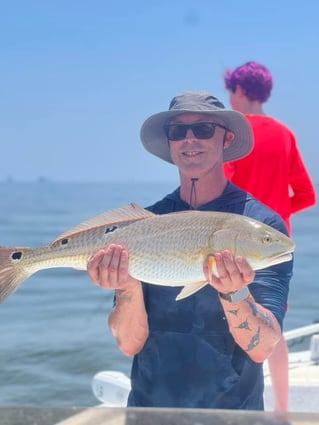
[224,61,273,102]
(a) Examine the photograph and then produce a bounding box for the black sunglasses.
[163,122,228,141]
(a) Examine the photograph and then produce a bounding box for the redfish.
[0,203,294,303]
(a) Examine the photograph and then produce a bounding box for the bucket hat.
[140,91,254,163]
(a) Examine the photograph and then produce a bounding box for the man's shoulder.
[243,195,288,235]
[223,183,288,234]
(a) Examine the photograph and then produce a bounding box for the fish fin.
[52,203,155,243]
[206,255,220,278]
[73,265,87,271]
[176,281,208,301]
[0,247,33,303]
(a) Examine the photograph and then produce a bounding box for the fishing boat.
[264,323,319,412]
[92,322,319,412]
[1,324,318,425]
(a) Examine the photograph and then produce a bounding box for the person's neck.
[238,100,265,115]
[179,171,228,208]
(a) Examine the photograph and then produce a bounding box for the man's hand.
[87,244,140,291]
[204,250,255,294]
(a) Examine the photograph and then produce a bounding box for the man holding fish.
[87,91,294,409]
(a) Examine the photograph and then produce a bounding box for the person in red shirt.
[223,61,316,235]
[223,61,316,412]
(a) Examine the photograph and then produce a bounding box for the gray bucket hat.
[140,91,254,163]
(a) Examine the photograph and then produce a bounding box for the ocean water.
[0,181,318,407]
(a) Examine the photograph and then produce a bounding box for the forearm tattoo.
[236,318,251,331]
[225,299,276,352]
[115,290,133,303]
[247,326,261,351]
[247,300,276,331]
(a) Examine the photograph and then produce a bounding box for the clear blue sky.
[1,0,318,183]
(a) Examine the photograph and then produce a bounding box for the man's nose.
[185,128,196,139]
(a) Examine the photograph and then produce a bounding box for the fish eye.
[262,234,272,244]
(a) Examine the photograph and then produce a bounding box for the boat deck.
[1,406,319,425]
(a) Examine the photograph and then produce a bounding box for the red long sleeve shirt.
[224,115,316,234]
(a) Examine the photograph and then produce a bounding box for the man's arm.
[205,250,282,363]
[289,137,316,214]
[219,293,281,362]
[87,244,149,356]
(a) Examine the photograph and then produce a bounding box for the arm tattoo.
[246,326,261,351]
[115,290,133,303]
[236,319,251,331]
[228,308,239,316]
[247,300,275,331]
[247,300,258,316]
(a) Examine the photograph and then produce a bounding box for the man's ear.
[236,85,246,98]
[223,131,235,149]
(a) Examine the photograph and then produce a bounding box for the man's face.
[167,113,232,178]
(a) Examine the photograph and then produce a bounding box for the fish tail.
[0,246,33,303]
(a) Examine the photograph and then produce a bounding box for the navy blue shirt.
[127,182,293,409]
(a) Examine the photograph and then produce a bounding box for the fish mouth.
[252,250,294,271]
[268,251,293,267]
